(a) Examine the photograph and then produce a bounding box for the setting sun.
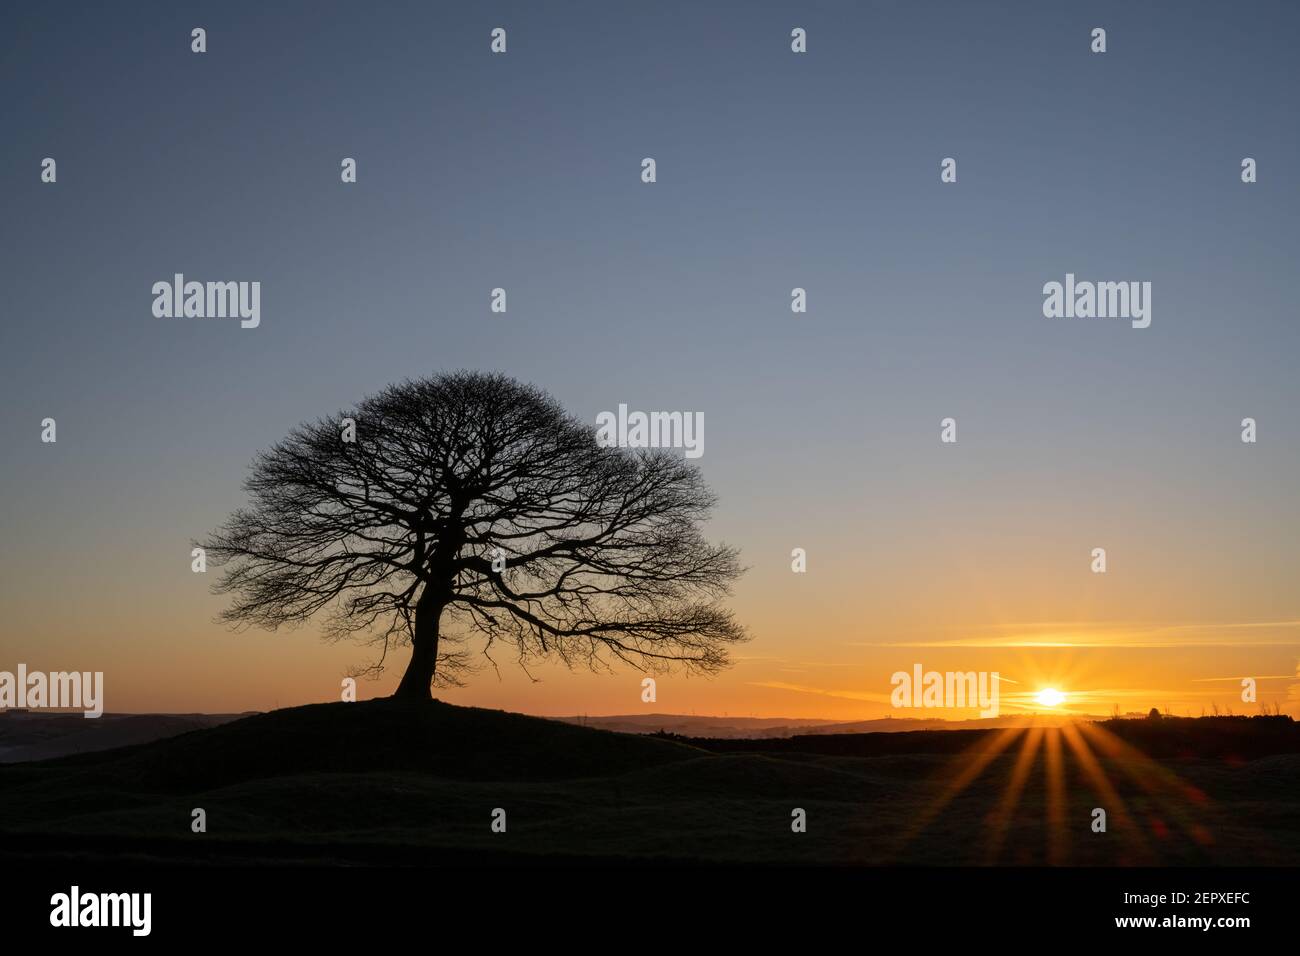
[1036,688,1066,708]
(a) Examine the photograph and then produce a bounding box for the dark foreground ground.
[1,700,1297,866]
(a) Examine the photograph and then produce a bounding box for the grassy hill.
[8,698,701,790]
[2,702,1297,866]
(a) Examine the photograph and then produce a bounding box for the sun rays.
[888,718,1219,865]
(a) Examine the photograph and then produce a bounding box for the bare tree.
[202,371,746,699]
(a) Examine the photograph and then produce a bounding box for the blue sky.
[2,1,1297,716]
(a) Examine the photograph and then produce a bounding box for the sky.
[2,1,1298,719]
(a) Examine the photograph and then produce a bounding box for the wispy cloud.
[852,620,1300,649]
[746,681,892,704]
[852,640,1300,649]
[1189,675,1295,682]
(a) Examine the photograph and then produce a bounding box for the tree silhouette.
[203,371,746,699]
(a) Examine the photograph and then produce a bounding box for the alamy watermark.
[595,403,704,458]
[50,886,150,936]
[891,664,999,718]
[0,665,103,717]
[152,274,260,329]
[1042,273,1151,329]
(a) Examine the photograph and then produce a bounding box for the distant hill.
[678,714,1300,761]
[555,713,847,738]
[555,712,1105,739]
[0,712,248,763]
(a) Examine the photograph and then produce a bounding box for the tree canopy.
[203,371,746,698]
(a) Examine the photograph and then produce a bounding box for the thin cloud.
[860,619,1300,649]
[746,681,893,704]
[956,620,1300,633]
[1189,675,1295,682]
[851,640,1300,649]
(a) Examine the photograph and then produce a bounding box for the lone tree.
[203,371,745,699]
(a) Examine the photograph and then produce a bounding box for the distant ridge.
[555,712,1109,739]
[0,712,248,763]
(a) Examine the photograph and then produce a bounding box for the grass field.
[2,700,1297,866]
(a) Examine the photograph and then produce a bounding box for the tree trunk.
[393,594,444,700]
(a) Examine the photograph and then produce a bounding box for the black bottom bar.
[6,864,1286,941]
